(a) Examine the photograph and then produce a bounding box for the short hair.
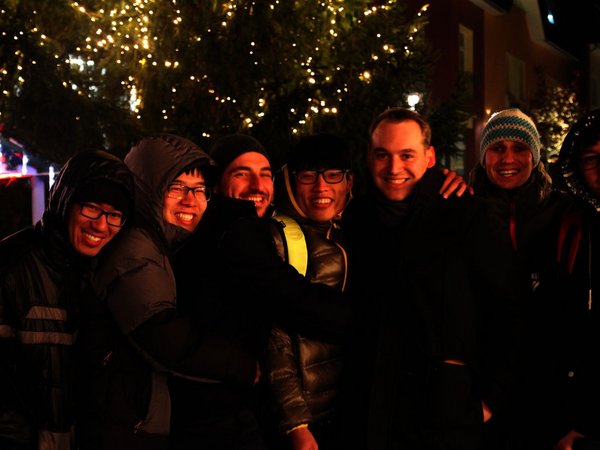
[176,162,215,187]
[368,107,432,148]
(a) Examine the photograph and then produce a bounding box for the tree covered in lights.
[530,67,583,162]
[0,0,436,167]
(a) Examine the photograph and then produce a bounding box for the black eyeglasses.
[579,154,600,171]
[79,203,126,227]
[166,183,211,201]
[293,169,350,185]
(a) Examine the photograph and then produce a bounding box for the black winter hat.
[72,179,132,215]
[209,134,271,178]
[287,133,352,172]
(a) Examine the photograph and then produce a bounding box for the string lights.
[0,1,431,138]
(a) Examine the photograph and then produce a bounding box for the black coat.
[340,168,520,450]
[471,166,576,450]
[170,192,354,449]
[74,136,257,450]
[0,151,133,450]
[555,121,600,444]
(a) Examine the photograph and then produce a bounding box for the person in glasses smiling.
[549,110,600,450]
[163,174,211,231]
[263,133,354,450]
[0,150,133,450]
[75,135,261,450]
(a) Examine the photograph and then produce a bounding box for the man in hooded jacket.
[0,150,134,450]
[75,134,259,450]
[551,110,600,450]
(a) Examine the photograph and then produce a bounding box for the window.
[506,53,526,105]
[458,25,474,74]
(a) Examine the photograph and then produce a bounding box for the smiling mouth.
[385,177,409,186]
[243,195,265,203]
[175,212,195,223]
[312,198,333,205]
[82,231,102,243]
[497,169,519,177]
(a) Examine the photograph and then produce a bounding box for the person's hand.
[554,430,585,450]
[440,168,473,198]
[254,361,261,385]
[290,426,318,450]
[482,401,492,423]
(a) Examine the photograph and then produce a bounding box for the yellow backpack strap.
[274,214,308,277]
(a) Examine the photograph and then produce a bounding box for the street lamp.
[406,92,422,110]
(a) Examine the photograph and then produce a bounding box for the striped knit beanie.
[480,108,541,166]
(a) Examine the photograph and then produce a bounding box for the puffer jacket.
[0,151,133,450]
[265,165,349,433]
[75,135,257,450]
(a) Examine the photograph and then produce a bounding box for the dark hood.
[41,150,134,239]
[124,133,214,246]
[558,110,600,212]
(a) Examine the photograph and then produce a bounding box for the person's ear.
[346,174,354,192]
[426,146,436,168]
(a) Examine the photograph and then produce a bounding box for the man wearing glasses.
[75,134,260,450]
[552,110,600,450]
[264,133,354,450]
[0,150,133,450]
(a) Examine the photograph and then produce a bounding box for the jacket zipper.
[509,200,517,251]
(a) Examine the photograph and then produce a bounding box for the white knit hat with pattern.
[480,108,541,166]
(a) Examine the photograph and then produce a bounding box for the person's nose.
[502,148,516,163]
[389,155,405,173]
[179,189,196,205]
[90,214,109,231]
[314,173,328,190]
[249,173,269,192]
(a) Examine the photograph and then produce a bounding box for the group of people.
[0,105,598,450]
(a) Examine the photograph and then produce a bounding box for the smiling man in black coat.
[340,108,520,450]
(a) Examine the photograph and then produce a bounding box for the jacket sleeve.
[266,326,312,433]
[219,216,354,342]
[103,258,256,386]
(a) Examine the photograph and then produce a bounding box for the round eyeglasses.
[293,169,350,185]
[79,203,126,227]
[166,183,211,201]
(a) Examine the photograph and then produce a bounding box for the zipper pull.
[102,351,113,366]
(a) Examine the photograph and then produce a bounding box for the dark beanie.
[72,180,132,215]
[209,134,270,176]
[287,133,352,172]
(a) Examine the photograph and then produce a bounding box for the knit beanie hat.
[287,133,352,172]
[209,134,271,178]
[72,179,132,215]
[480,108,541,166]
